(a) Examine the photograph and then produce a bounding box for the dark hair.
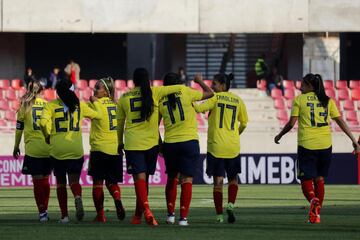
[97,77,115,101]
[303,73,329,107]
[213,73,234,91]
[133,68,153,121]
[56,76,79,113]
[163,72,182,109]
[20,80,43,113]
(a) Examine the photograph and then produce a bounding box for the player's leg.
[67,157,85,221]
[225,156,240,224]
[179,175,193,226]
[92,179,105,222]
[213,176,224,223]
[55,174,69,223]
[32,174,48,222]
[105,181,125,221]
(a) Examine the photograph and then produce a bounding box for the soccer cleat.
[59,216,70,224]
[226,203,236,224]
[114,199,126,220]
[144,209,158,226]
[166,213,175,224]
[130,215,142,225]
[308,197,320,224]
[178,218,189,226]
[93,214,106,223]
[216,214,224,223]
[39,211,49,223]
[75,197,84,221]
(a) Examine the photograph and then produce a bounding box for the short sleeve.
[291,96,300,117]
[16,106,25,130]
[329,99,341,118]
[81,101,101,120]
[194,96,217,113]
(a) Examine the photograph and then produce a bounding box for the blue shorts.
[88,151,123,183]
[206,152,240,179]
[297,146,332,180]
[22,155,53,176]
[163,140,200,177]
[52,156,84,177]
[125,146,159,175]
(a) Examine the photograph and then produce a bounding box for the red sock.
[134,179,150,211]
[165,178,178,214]
[180,182,192,219]
[228,184,238,204]
[57,186,68,218]
[42,177,51,210]
[301,179,316,202]
[213,190,223,214]
[92,185,104,215]
[70,183,82,198]
[33,179,46,214]
[134,197,143,217]
[106,183,121,201]
[314,178,325,207]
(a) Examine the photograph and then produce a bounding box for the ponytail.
[20,80,43,113]
[163,72,182,110]
[303,73,329,107]
[133,68,153,121]
[56,77,79,113]
[213,73,234,91]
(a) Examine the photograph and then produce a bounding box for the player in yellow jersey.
[40,77,102,223]
[274,73,360,224]
[88,77,125,223]
[13,80,52,222]
[194,73,248,224]
[117,68,183,226]
[159,72,213,226]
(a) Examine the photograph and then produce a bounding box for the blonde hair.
[97,77,115,101]
[20,80,43,113]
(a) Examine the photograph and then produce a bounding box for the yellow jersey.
[117,85,182,151]
[89,97,118,155]
[15,98,49,158]
[40,100,101,160]
[291,92,340,150]
[159,85,203,143]
[194,92,248,158]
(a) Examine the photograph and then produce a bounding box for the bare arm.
[333,116,360,153]
[274,116,298,144]
[194,73,214,100]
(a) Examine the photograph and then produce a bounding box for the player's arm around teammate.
[88,77,125,223]
[117,68,183,226]
[194,73,248,223]
[274,73,360,224]
[12,80,52,222]
[159,72,213,226]
[40,77,102,223]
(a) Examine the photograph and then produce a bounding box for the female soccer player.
[88,77,125,223]
[159,72,213,226]
[40,77,102,223]
[274,73,360,224]
[117,68,183,226]
[194,73,248,224]
[13,80,52,222]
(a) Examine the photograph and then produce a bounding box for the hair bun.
[228,73,234,81]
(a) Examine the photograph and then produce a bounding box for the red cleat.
[308,198,320,224]
[144,209,158,226]
[93,214,106,223]
[130,215,142,225]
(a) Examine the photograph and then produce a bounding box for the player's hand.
[352,142,360,154]
[194,73,203,84]
[90,96,98,103]
[118,143,124,157]
[274,134,282,144]
[13,146,20,159]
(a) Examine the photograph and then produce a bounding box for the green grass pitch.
[0,185,359,240]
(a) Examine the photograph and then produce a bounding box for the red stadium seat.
[274,99,285,109]
[351,89,360,100]
[5,110,16,121]
[115,89,122,101]
[271,88,282,99]
[324,80,334,89]
[283,80,295,89]
[349,80,360,89]
[0,90,3,100]
[284,89,295,100]
[257,80,267,90]
[295,80,302,89]
[5,88,17,100]
[346,110,358,122]
[10,100,21,111]
[0,79,10,89]
[11,79,22,90]
[276,109,289,121]
[18,87,27,97]
[0,99,9,110]
[76,79,88,90]
[338,89,349,100]
[336,80,348,89]
[343,100,355,111]
[191,81,203,91]
[287,99,293,109]
[325,88,336,99]
[0,119,7,127]
[115,80,127,90]
[127,80,135,89]
[81,88,92,101]
[89,79,98,89]
[44,89,57,101]
[204,80,212,88]
[152,80,163,86]
[335,100,341,111]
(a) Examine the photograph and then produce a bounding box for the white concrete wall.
[2,0,360,33]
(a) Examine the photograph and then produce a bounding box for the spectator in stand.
[49,67,60,89]
[178,67,190,86]
[64,60,81,86]
[267,66,284,94]
[24,67,36,88]
[254,54,268,81]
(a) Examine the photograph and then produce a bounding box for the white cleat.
[58,216,70,224]
[178,218,189,226]
[166,213,175,224]
[39,211,49,223]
